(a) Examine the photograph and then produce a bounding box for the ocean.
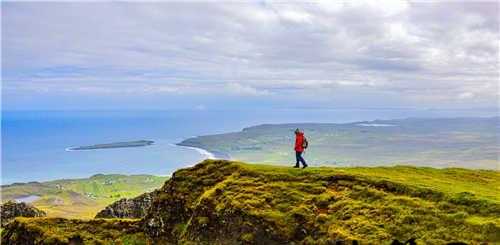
[1,108,496,184]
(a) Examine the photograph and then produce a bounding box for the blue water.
[2,108,497,184]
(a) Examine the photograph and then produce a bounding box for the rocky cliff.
[2,160,500,244]
[95,191,155,219]
[1,201,46,227]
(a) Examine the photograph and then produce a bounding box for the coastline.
[175,144,215,160]
[175,142,231,160]
[5,141,228,185]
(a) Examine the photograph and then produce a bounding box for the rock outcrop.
[1,201,46,227]
[95,191,155,219]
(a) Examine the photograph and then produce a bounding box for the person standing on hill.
[293,128,308,169]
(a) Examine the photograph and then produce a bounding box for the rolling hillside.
[3,160,499,244]
[1,174,168,218]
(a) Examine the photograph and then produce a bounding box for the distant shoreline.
[176,117,499,170]
[175,142,231,160]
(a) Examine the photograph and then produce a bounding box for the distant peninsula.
[178,117,499,169]
[67,140,154,151]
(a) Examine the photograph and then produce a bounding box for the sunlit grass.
[3,160,499,244]
[1,174,168,218]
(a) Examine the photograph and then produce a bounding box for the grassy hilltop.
[3,160,499,244]
[1,174,167,218]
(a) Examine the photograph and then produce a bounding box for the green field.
[179,117,500,169]
[1,174,168,218]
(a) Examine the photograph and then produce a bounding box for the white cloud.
[224,83,272,96]
[2,1,498,109]
[458,92,475,100]
[279,9,312,23]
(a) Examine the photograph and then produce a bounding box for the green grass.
[1,217,147,244]
[241,163,500,204]
[143,160,500,244]
[1,174,168,218]
[3,160,500,244]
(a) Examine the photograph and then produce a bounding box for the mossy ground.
[237,163,499,243]
[4,160,500,244]
[149,160,499,244]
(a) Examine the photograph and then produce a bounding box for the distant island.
[67,140,154,151]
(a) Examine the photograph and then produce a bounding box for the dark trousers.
[295,151,307,167]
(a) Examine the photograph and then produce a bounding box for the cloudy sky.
[2,1,499,110]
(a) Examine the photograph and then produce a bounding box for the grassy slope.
[3,160,499,244]
[147,160,500,243]
[2,218,147,244]
[241,163,500,231]
[179,118,500,169]
[242,163,500,203]
[1,174,168,219]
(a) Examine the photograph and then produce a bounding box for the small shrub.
[446,211,468,221]
[240,232,254,242]
[196,217,209,226]
[316,214,328,224]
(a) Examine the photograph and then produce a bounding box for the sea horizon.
[2,108,498,185]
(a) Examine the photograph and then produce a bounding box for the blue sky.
[2,1,498,110]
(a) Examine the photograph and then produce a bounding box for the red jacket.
[295,132,305,152]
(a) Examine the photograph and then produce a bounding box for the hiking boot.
[302,165,308,169]
[293,165,300,168]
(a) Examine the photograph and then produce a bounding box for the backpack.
[302,137,309,149]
